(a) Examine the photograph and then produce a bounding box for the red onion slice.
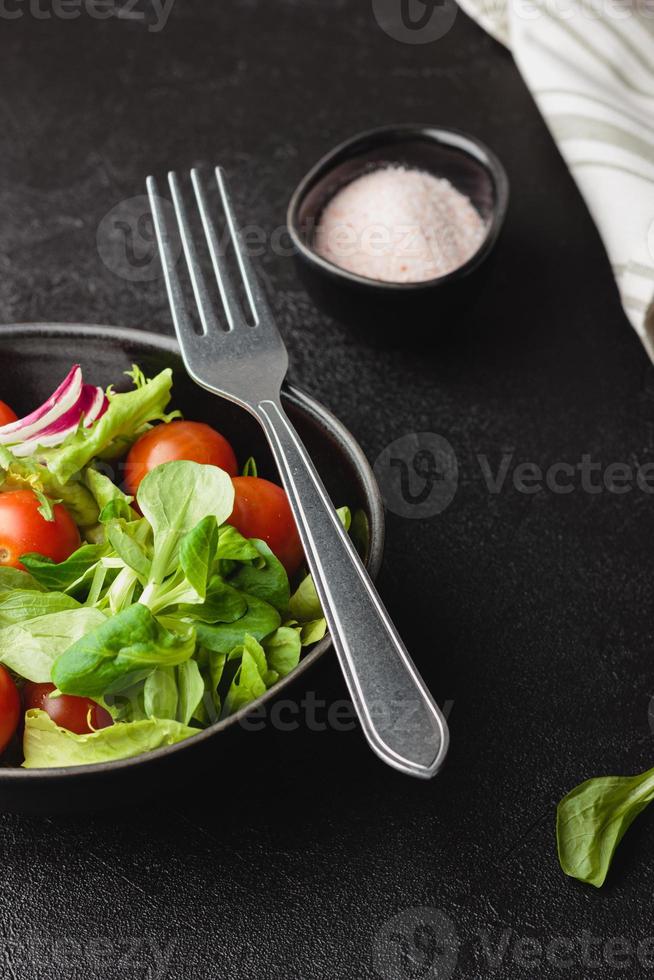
[82,385,109,428]
[0,365,83,444]
[10,384,109,458]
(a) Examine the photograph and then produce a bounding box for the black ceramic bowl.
[0,324,384,814]
[287,124,509,332]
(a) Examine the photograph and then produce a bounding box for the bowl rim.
[287,122,510,292]
[0,322,385,781]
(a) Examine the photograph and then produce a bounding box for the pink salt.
[314,166,486,283]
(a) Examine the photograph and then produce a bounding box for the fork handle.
[255,398,449,779]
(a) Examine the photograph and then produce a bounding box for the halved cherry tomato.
[0,490,81,570]
[229,476,304,577]
[0,400,17,427]
[0,666,20,755]
[124,420,238,496]
[23,682,113,736]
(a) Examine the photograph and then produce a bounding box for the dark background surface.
[1,1,654,977]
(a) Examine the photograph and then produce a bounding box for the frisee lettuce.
[23,710,198,768]
[42,368,177,484]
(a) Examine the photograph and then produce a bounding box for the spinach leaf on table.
[557,766,654,887]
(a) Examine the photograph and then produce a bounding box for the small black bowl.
[287,124,509,333]
[0,324,385,814]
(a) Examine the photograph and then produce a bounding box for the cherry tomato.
[0,490,81,570]
[229,476,304,577]
[124,420,238,496]
[0,400,17,427]
[23,682,113,736]
[0,666,20,755]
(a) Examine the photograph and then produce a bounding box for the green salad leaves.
[0,365,363,771]
[10,462,334,769]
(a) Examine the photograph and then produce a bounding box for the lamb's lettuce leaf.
[0,566,43,592]
[52,602,196,697]
[105,520,151,578]
[0,589,80,627]
[0,608,107,682]
[196,595,280,654]
[177,574,247,624]
[176,659,204,725]
[137,460,234,584]
[286,506,352,629]
[288,572,322,623]
[22,709,198,768]
[179,515,219,599]
[192,648,227,725]
[143,666,178,721]
[21,543,109,593]
[84,466,135,517]
[350,508,370,560]
[215,525,260,562]
[299,619,327,646]
[229,539,290,613]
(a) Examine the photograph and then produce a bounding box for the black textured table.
[2,2,654,978]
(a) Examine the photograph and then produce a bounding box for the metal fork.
[146,168,449,779]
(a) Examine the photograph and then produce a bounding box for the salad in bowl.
[0,362,359,769]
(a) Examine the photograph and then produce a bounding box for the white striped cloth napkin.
[457,0,654,360]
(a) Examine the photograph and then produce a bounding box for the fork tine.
[190,168,245,331]
[214,166,270,324]
[147,175,196,339]
[167,171,224,336]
